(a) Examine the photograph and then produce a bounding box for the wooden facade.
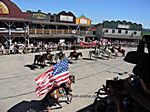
[0,0,95,44]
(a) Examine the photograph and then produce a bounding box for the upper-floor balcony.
[0,27,95,38]
[0,28,27,33]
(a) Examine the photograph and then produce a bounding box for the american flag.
[35,58,69,97]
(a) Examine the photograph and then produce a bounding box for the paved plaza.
[0,48,136,112]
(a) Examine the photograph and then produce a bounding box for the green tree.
[137,24,142,30]
[122,20,127,25]
[110,20,117,28]
[103,21,110,28]
[116,20,121,25]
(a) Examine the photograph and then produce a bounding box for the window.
[118,29,121,33]
[125,30,128,34]
[105,29,108,33]
[134,32,137,35]
[112,29,115,33]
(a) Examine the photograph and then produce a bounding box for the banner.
[79,41,96,47]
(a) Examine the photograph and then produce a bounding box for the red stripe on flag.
[39,71,69,87]
[35,71,69,97]
[57,76,70,86]
[35,84,53,97]
[35,67,53,85]
[35,58,70,97]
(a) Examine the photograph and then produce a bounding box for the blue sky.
[12,0,150,28]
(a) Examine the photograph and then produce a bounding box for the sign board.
[32,13,47,19]
[80,18,88,24]
[0,1,9,14]
[117,24,130,29]
[60,15,73,22]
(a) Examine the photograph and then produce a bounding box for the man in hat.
[103,35,150,112]
[133,35,150,94]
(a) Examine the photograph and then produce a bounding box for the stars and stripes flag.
[35,58,70,97]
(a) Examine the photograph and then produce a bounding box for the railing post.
[56,26,58,34]
[4,21,14,47]
[35,29,37,34]
[49,29,51,35]
[79,27,80,35]
[62,30,64,34]
[41,25,45,34]
[68,26,70,34]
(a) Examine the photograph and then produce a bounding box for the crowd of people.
[0,39,139,56]
[0,41,77,55]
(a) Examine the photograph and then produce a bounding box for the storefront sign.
[0,1,9,14]
[32,13,47,19]
[117,24,130,29]
[80,18,88,24]
[60,15,73,22]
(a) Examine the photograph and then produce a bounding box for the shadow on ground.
[77,103,95,112]
[24,60,75,70]
[82,56,108,61]
[47,61,73,65]
[24,64,48,70]
[7,99,69,112]
[46,62,56,65]
[106,71,131,76]
[7,100,46,112]
[82,58,96,61]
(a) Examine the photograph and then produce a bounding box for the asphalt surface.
[0,48,136,112]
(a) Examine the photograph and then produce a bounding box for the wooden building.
[0,0,95,46]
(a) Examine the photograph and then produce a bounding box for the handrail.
[28,28,93,35]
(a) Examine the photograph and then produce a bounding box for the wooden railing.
[28,28,94,35]
[36,29,43,34]
[0,28,94,37]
